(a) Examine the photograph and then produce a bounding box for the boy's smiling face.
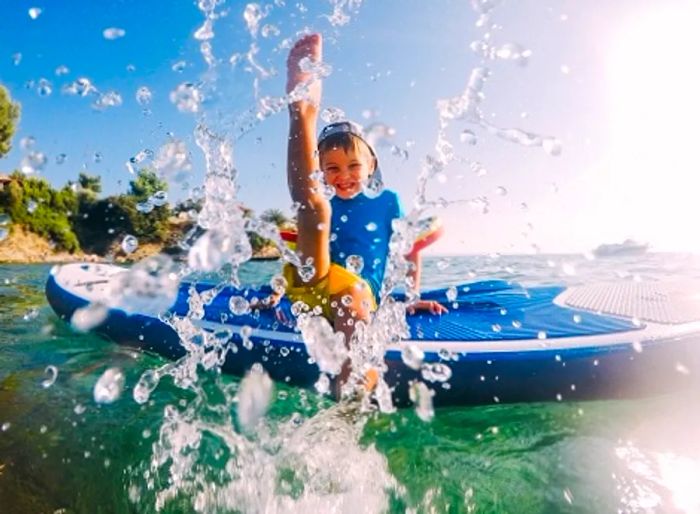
[320,144,375,199]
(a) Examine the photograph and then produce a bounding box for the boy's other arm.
[406,252,448,315]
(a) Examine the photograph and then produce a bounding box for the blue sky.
[2,0,700,254]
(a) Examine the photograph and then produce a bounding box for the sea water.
[1,253,700,513]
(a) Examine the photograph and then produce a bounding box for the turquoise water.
[2,255,700,513]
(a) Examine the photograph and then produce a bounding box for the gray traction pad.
[561,281,700,325]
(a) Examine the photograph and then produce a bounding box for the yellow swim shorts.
[282,263,377,319]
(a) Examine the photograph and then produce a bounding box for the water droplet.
[491,324,501,332]
[345,254,364,274]
[401,344,424,370]
[542,137,562,156]
[12,53,22,66]
[36,78,52,96]
[1,422,11,432]
[563,488,574,504]
[62,77,97,97]
[133,369,160,404]
[103,27,126,40]
[409,381,434,422]
[572,314,582,324]
[261,24,280,38]
[435,259,450,271]
[314,373,331,394]
[421,362,452,382]
[270,274,287,294]
[237,365,273,430]
[297,315,347,375]
[170,82,201,113]
[19,136,36,151]
[136,86,152,105]
[171,60,187,73]
[92,91,122,110]
[229,296,250,316]
[243,3,265,37]
[71,303,108,332]
[320,107,346,123]
[73,404,86,415]
[295,260,315,282]
[27,200,38,213]
[446,286,458,302]
[298,56,332,77]
[537,331,547,340]
[93,367,125,404]
[675,363,690,375]
[23,308,39,321]
[20,152,47,174]
[495,186,507,196]
[55,64,69,76]
[153,139,191,183]
[136,200,154,213]
[41,365,58,389]
[55,153,67,165]
[28,7,42,19]
[460,129,477,145]
[107,254,180,316]
[512,320,522,328]
[471,161,487,177]
[121,235,138,254]
[149,190,168,207]
[493,43,531,66]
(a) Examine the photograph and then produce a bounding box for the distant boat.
[593,239,649,258]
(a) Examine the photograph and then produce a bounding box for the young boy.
[283,34,445,391]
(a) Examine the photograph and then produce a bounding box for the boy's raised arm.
[285,34,331,283]
[286,34,326,211]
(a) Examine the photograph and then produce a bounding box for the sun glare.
[607,3,700,252]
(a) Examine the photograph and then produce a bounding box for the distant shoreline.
[0,225,281,265]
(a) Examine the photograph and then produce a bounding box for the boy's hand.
[407,300,448,315]
[250,292,282,310]
[286,33,323,112]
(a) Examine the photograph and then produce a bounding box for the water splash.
[121,234,139,254]
[41,365,59,389]
[93,367,125,404]
[103,27,126,40]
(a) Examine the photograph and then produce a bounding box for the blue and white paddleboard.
[46,263,700,405]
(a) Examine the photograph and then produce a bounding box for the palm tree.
[260,208,290,228]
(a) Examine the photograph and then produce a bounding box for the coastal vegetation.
[0,84,293,262]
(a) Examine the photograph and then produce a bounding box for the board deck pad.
[559,281,700,324]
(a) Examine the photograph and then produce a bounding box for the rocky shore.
[0,225,281,264]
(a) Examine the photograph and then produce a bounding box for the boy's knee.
[331,282,374,322]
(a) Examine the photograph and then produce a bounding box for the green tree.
[0,84,20,158]
[78,172,102,195]
[128,168,167,201]
[0,173,79,252]
[260,208,290,227]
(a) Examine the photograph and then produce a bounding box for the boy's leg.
[286,34,330,286]
[330,282,375,397]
